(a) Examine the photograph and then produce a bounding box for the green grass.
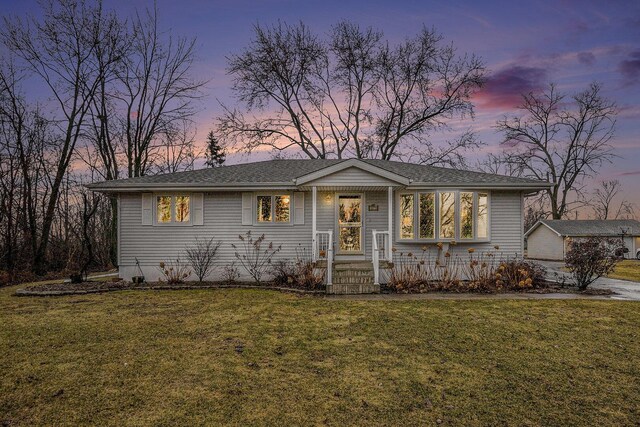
[1,287,639,426]
[608,259,640,282]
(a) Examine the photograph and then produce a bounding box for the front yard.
[1,286,639,426]
[608,259,640,282]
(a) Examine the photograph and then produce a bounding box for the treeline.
[0,0,205,282]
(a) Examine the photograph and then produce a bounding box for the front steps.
[325,261,380,295]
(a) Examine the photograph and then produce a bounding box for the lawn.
[608,259,640,282]
[1,287,639,426]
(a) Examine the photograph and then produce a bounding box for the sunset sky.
[4,0,640,209]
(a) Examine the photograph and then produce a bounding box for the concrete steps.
[326,261,380,295]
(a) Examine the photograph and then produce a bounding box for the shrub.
[232,231,281,284]
[221,262,240,282]
[387,245,547,293]
[270,246,324,290]
[158,259,191,284]
[185,237,222,282]
[565,237,619,290]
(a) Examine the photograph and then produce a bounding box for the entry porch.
[307,186,396,293]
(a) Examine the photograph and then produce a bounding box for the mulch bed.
[15,279,614,297]
[380,281,615,296]
[15,280,326,296]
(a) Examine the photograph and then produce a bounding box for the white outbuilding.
[525,219,640,261]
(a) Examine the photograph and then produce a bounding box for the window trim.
[253,192,293,226]
[396,190,491,243]
[153,193,192,226]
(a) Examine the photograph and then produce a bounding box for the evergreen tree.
[204,131,226,167]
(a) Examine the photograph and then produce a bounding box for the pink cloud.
[474,65,547,110]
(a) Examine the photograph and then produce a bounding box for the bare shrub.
[158,259,191,284]
[270,246,324,290]
[231,231,281,284]
[185,237,222,282]
[388,244,547,293]
[221,263,240,283]
[565,237,619,290]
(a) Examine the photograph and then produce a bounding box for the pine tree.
[204,131,226,167]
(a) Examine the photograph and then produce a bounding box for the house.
[88,158,551,293]
[525,219,640,261]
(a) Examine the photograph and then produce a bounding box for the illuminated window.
[157,196,172,223]
[275,195,290,222]
[439,192,455,239]
[460,192,473,239]
[477,193,488,238]
[256,194,291,223]
[419,193,435,239]
[400,194,414,239]
[397,191,489,240]
[156,195,190,224]
[257,196,272,222]
[175,196,190,223]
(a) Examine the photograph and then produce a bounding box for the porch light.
[324,194,332,202]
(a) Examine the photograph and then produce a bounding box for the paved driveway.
[536,260,640,301]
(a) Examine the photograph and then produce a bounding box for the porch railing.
[313,230,333,285]
[372,230,391,285]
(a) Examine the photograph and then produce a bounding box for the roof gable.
[295,159,410,186]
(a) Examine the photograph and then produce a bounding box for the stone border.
[15,283,326,297]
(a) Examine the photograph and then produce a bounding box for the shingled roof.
[527,219,640,237]
[88,158,550,191]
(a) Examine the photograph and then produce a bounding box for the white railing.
[313,230,333,285]
[372,230,391,285]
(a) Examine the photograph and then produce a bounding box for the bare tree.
[590,180,635,220]
[1,0,122,273]
[219,21,485,162]
[115,6,206,178]
[493,83,617,220]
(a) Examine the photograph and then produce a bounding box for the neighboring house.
[525,219,640,261]
[89,159,550,293]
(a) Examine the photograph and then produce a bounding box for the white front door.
[337,194,364,255]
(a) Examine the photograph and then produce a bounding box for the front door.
[337,194,363,254]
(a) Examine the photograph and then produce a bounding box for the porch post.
[312,186,317,260]
[387,186,393,260]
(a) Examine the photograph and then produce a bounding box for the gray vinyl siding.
[527,224,564,260]
[119,189,525,281]
[119,192,312,281]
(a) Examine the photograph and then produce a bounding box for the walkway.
[537,260,640,301]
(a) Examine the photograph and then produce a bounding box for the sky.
[3,0,640,211]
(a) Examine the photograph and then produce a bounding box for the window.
[398,191,490,241]
[419,193,435,239]
[460,192,473,239]
[156,195,190,224]
[400,194,414,239]
[275,195,290,222]
[439,192,455,239]
[175,196,190,222]
[257,196,272,222]
[256,194,290,223]
[477,193,488,238]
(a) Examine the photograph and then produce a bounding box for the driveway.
[536,260,640,301]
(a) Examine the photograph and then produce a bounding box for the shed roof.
[526,219,640,237]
